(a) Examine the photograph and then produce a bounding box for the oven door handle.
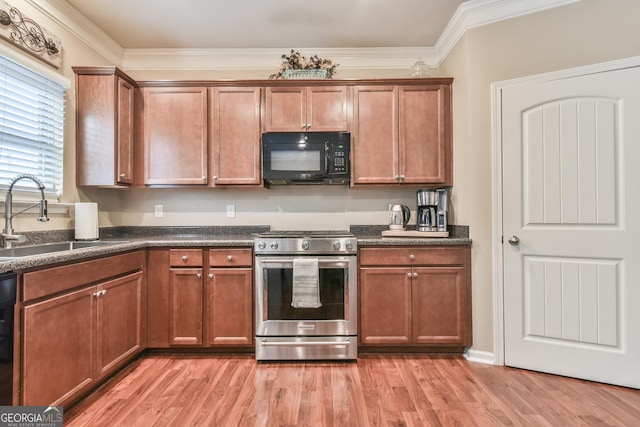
[260,339,352,347]
[257,258,351,267]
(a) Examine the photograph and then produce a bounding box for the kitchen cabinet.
[206,249,253,346]
[352,82,452,186]
[148,247,253,348]
[209,87,262,186]
[358,246,471,349]
[20,252,145,406]
[74,66,136,187]
[265,85,349,132]
[142,86,208,185]
[168,249,204,345]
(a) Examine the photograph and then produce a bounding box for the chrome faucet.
[2,174,50,249]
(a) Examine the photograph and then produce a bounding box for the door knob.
[507,235,520,245]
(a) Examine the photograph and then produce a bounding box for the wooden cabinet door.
[116,77,134,185]
[75,69,136,187]
[359,267,412,345]
[143,87,208,184]
[307,86,349,131]
[96,271,143,378]
[206,268,253,346]
[22,287,95,406]
[399,84,452,185]
[169,268,203,345]
[352,86,399,184]
[209,87,261,186]
[265,86,306,132]
[411,266,471,346]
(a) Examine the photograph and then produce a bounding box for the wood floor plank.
[64,354,640,427]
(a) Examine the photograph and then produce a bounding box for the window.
[0,54,65,199]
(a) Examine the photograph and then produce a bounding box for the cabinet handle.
[213,176,218,181]
[395,175,400,180]
[301,124,307,130]
[93,291,100,297]
[182,256,188,262]
[413,272,418,278]
[409,254,415,260]
[226,255,233,261]
[196,273,201,279]
[208,273,213,279]
[400,175,405,180]
[119,173,126,179]
[407,272,412,277]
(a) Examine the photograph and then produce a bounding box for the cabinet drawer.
[209,248,252,267]
[22,251,144,302]
[169,249,203,267]
[359,246,468,266]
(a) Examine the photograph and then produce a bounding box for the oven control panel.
[254,237,357,255]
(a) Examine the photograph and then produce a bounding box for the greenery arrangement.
[269,50,338,79]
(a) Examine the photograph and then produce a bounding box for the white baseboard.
[464,348,497,365]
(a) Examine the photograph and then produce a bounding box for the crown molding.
[30,0,582,72]
[434,0,582,63]
[25,0,123,66]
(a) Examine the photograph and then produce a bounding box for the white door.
[502,65,640,389]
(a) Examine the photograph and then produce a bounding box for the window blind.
[0,54,65,199]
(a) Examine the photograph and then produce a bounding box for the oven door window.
[265,267,345,320]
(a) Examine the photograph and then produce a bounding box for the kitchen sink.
[0,240,130,260]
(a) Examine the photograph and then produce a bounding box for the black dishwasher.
[0,272,17,405]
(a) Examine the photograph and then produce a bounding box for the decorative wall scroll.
[0,0,62,68]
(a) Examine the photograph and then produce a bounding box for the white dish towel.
[291,258,322,308]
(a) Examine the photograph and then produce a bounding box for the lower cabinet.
[359,246,471,349]
[20,252,144,406]
[148,247,253,348]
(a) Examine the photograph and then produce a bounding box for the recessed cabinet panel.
[210,87,262,186]
[206,268,254,346]
[169,268,203,345]
[352,86,399,184]
[143,87,208,185]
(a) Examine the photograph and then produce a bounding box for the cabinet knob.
[400,175,406,180]
[196,273,201,279]
[119,173,126,179]
[226,255,233,261]
[409,254,415,260]
[213,176,218,181]
[407,272,412,277]
[182,256,188,262]
[208,273,213,279]
[202,176,207,181]
[413,272,418,278]
[395,175,400,180]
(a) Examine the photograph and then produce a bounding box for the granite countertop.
[0,225,471,273]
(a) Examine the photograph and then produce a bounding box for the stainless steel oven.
[254,231,357,360]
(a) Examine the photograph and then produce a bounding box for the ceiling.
[62,0,467,50]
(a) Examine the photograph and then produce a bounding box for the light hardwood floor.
[65,354,640,426]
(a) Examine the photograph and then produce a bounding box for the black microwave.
[262,132,350,186]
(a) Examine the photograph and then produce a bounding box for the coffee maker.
[416,189,448,232]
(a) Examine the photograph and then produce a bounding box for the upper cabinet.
[352,82,452,186]
[265,85,349,132]
[73,70,452,188]
[142,87,209,185]
[209,87,262,186]
[74,67,136,187]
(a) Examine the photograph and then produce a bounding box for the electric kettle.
[389,204,411,230]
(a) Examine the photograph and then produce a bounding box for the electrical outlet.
[154,204,163,218]
[226,204,236,218]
